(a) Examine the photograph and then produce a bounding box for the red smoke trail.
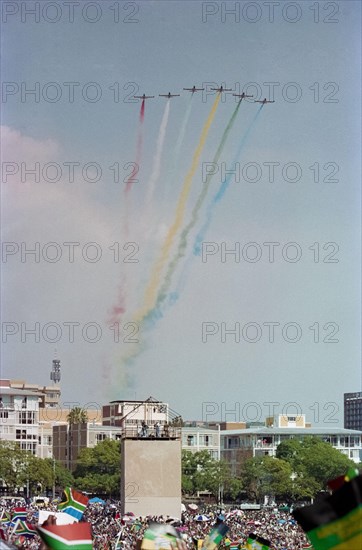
[125,99,145,193]
[107,283,126,325]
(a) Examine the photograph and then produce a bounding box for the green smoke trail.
[148,100,243,319]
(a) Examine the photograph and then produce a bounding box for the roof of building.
[0,388,44,397]
[182,426,218,434]
[221,427,362,436]
[108,399,165,404]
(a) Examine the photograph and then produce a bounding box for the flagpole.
[52,458,56,499]
[114,528,122,550]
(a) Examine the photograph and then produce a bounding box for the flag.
[225,541,241,550]
[11,508,26,523]
[58,487,89,521]
[293,475,362,550]
[114,530,123,549]
[0,511,10,524]
[13,520,37,538]
[245,533,270,549]
[141,523,180,549]
[37,521,93,549]
[38,510,77,526]
[202,522,229,549]
[327,467,360,492]
[345,467,359,482]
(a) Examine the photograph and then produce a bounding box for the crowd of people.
[0,498,312,549]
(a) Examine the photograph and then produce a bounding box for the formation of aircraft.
[133,88,276,104]
[233,92,254,101]
[134,94,155,100]
[254,98,275,104]
[183,86,205,93]
[159,92,180,98]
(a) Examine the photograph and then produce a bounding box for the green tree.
[0,441,30,491]
[43,458,74,490]
[0,442,55,494]
[242,456,293,502]
[181,450,242,501]
[67,407,88,425]
[73,439,120,496]
[24,454,53,494]
[276,437,355,493]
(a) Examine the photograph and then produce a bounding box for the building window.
[0,411,8,419]
[18,411,35,424]
[20,442,36,454]
[187,435,194,446]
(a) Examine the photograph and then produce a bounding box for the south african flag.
[58,487,89,521]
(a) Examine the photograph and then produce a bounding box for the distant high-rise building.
[344,392,362,431]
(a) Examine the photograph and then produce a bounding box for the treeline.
[1,437,359,500]
[182,437,359,502]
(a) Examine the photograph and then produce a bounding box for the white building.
[0,382,40,455]
[222,423,362,474]
[181,426,219,460]
[102,398,170,435]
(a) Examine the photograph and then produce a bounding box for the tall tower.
[50,357,61,384]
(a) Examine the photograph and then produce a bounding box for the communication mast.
[50,351,61,384]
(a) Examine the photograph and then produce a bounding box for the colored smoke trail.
[151,100,243,315]
[125,99,145,193]
[160,95,194,217]
[118,93,221,377]
[194,105,264,256]
[144,99,170,210]
[139,93,221,319]
[107,281,126,325]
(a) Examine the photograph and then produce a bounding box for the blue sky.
[1,0,361,425]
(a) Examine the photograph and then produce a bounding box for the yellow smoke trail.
[140,92,221,319]
[118,93,220,370]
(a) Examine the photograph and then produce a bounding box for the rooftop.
[222,427,362,436]
[0,388,44,397]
